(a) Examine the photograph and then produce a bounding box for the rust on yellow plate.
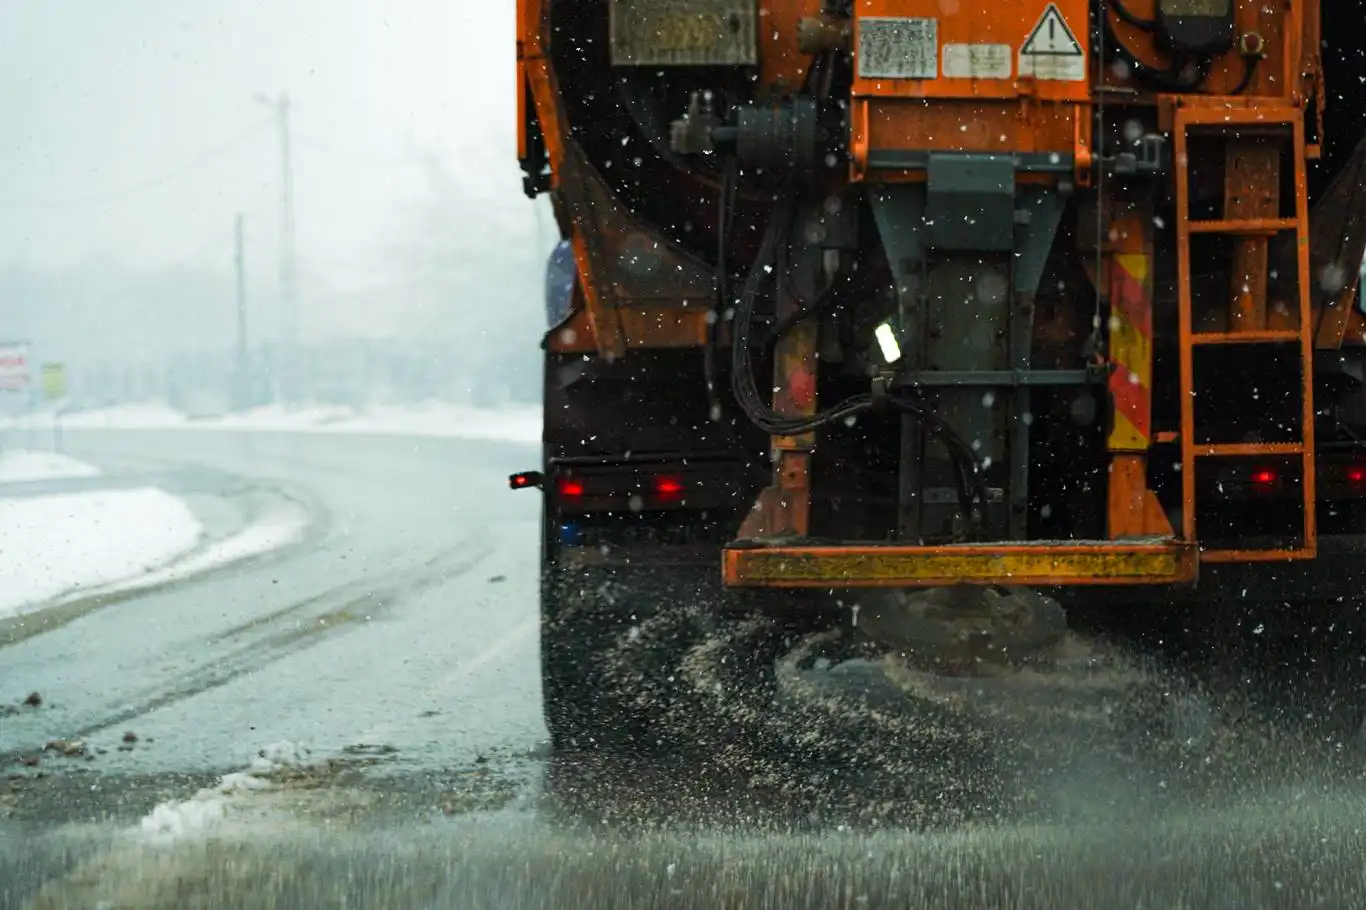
[722,543,1197,588]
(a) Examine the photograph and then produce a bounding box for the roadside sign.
[0,342,30,391]
[41,362,66,400]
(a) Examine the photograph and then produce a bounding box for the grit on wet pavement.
[6,429,1366,909]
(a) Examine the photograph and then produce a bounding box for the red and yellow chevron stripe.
[1108,252,1152,452]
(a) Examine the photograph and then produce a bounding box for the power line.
[0,120,272,210]
[292,131,459,170]
[292,135,421,170]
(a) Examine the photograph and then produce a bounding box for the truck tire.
[540,557,719,755]
[540,564,633,753]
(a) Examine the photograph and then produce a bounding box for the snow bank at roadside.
[88,495,311,597]
[0,486,204,618]
[139,741,313,843]
[2,400,542,444]
[0,449,102,483]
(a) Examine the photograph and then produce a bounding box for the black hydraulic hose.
[1229,54,1261,95]
[1113,42,1212,92]
[765,269,853,345]
[703,47,822,414]
[704,158,739,416]
[728,194,990,534]
[1101,8,1212,92]
[1109,0,1155,31]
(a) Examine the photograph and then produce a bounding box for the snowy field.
[103,493,310,596]
[1,401,542,445]
[0,481,204,618]
[0,449,313,619]
[0,449,101,483]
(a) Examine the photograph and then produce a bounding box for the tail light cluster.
[1238,463,1366,495]
[512,459,746,513]
[1208,464,1294,497]
[1309,463,1366,493]
[555,472,686,506]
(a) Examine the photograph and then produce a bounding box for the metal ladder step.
[1187,217,1299,235]
[1190,330,1300,346]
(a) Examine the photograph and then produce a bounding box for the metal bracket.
[1103,134,1168,176]
[870,372,893,411]
[891,368,1099,389]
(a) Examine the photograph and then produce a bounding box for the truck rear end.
[514,0,1366,752]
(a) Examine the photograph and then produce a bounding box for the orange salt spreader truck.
[512,0,1366,751]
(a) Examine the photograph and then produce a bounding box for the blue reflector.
[558,523,584,546]
[546,240,576,326]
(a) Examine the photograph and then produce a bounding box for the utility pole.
[234,213,250,411]
[256,91,299,405]
[277,94,298,358]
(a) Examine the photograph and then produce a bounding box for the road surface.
[3,428,1366,909]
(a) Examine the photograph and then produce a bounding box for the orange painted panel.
[854,99,1078,156]
[757,0,825,97]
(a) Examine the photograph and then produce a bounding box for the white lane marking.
[353,616,537,746]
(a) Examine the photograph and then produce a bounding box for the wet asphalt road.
[1,430,545,772]
[4,428,1366,908]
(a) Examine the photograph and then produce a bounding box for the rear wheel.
[538,514,645,752]
[539,549,723,755]
[540,561,615,752]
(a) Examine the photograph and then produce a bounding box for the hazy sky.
[0,0,552,341]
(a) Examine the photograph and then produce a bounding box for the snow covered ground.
[0,483,204,618]
[0,448,314,619]
[98,494,310,596]
[1,400,542,445]
[139,740,314,843]
[0,449,102,483]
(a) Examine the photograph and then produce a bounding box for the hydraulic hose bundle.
[727,192,992,537]
[1099,0,1261,94]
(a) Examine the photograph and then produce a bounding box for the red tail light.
[654,475,684,500]
[1250,468,1278,487]
[1348,465,1366,487]
[557,477,585,498]
[508,471,543,490]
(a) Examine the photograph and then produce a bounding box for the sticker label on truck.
[942,43,1012,80]
[857,17,938,80]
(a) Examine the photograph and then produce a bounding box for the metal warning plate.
[1018,3,1086,81]
[857,17,939,80]
[609,0,758,67]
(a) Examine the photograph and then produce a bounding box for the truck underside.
[515,0,1366,760]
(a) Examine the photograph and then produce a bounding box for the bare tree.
[378,147,551,403]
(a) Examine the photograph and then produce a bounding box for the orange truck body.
[516,0,1366,601]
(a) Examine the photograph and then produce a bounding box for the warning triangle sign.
[1021,4,1082,56]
